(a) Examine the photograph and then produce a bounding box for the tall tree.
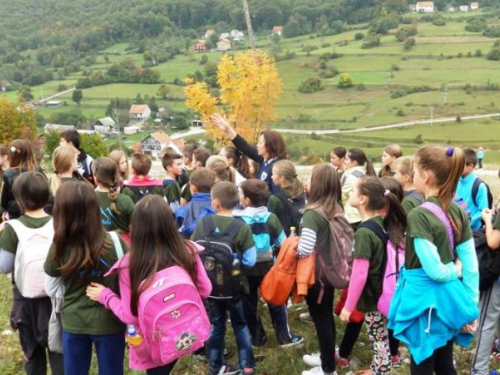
[72,89,83,105]
[0,99,37,144]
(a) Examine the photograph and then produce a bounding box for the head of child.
[129,195,196,315]
[345,148,376,176]
[13,171,50,215]
[192,147,211,170]
[131,153,152,177]
[272,160,304,196]
[219,146,250,178]
[206,155,234,183]
[52,181,106,279]
[257,130,287,161]
[330,146,346,170]
[92,157,120,213]
[248,159,259,178]
[414,146,465,209]
[52,144,79,175]
[307,164,342,219]
[108,150,129,180]
[393,156,415,190]
[59,129,81,151]
[380,176,404,203]
[162,151,183,178]
[350,176,407,245]
[462,148,477,177]
[189,167,215,195]
[10,139,36,171]
[211,181,239,215]
[239,179,268,208]
[0,144,10,169]
[381,144,402,168]
[183,144,197,168]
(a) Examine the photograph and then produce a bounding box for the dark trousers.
[306,281,336,373]
[478,159,483,169]
[146,360,177,375]
[24,345,63,375]
[339,321,400,358]
[410,340,457,375]
[62,331,125,375]
[243,275,293,346]
[207,297,255,374]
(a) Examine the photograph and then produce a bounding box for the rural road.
[172,112,500,139]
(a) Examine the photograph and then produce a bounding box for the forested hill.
[1,0,500,87]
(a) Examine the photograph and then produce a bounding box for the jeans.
[306,281,336,373]
[410,340,457,375]
[146,360,177,375]
[24,345,63,375]
[244,275,293,346]
[207,296,255,374]
[62,331,125,375]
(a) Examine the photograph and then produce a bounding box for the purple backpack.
[137,265,210,365]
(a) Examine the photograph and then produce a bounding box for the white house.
[217,39,232,52]
[470,2,479,10]
[219,32,230,40]
[124,125,141,135]
[409,4,417,11]
[204,28,215,39]
[416,1,435,12]
[272,26,283,36]
[230,29,245,42]
[96,117,116,129]
[447,5,456,12]
[44,124,76,133]
[129,104,151,123]
[460,4,469,11]
[140,131,183,158]
[94,125,112,135]
[46,100,62,108]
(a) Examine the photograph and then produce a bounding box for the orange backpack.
[260,236,299,306]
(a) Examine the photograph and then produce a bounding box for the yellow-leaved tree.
[0,98,37,144]
[185,49,282,145]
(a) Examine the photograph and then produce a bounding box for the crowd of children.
[0,123,494,375]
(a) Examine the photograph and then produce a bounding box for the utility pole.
[242,0,256,50]
[113,100,122,149]
[443,85,448,104]
[430,106,434,126]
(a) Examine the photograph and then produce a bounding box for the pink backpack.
[358,220,405,317]
[137,265,210,365]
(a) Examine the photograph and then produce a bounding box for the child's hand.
[86,282,105,302]
[455,258,463,279]
[482,208,493,223]
[339,308,352,322]
[461,320,477,333]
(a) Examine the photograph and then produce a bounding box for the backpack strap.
[201,216,216,237]
[223,219,245,240]
[109,231,124,260]
[351,170,364,178]
[405,190,424,204]
[472,177,491,208]
[357,220,389,244]
[420,202,455,256]
[8,218,54,241]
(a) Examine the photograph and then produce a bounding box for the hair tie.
[384,189,390,197]
[292,173,298,179]
[446,147,454,157]
[10,146,17,153]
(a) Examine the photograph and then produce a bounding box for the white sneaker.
[299,312,314,323]
[303,352,322,367]
[301,367,337,375]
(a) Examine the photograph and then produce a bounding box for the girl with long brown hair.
[43,181,127,375]
[388,146,479,375]
[298,164,347,375]
[379,144,403,178]
[85,195,211,375]
[108,150,129,187]
[50,144,86,195]
[1,139,40,219]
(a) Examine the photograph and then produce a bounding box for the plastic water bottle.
[290,227,297,237]
[231,253,241,276]
[126,325,143,347]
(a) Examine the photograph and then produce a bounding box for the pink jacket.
[98,242,211,370]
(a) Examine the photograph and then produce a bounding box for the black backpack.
[273,191,306,236]
[475,228,500,291]
[127,185,157,204]
[472,178,493,209]
[196,217,245,299]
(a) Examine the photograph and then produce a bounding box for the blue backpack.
[239,212,276,263]
[175,194,215,239]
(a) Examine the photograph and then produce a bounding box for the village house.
[470,2,479,10]
[416,1,435,12]
[204,28,215,39]
[124,125,141,135]
[217,38,232,52]
[129,104,151,123]
[96,117,116,129]
[140,131,183,158]
[219,32,230,40]
[230,29,245,42]
[447,5,456,12]
[409,4,417,11]
[460,4,469,11]
[0,80,11,92]
[193,40,207,53]
[46,100,62,108]
[272,26,283,36]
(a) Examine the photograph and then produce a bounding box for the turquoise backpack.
[240,213,277,263]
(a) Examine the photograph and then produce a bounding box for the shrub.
[354,32,365,40]
[414,134,424,144]
[338,73,354,89]
[404,38,416,51]
[396,109,406,117]
[432,15,446,27]
[456,115,462,123]
[298,77,324,93]
[487,48,500,61]
[361,34,381,49]
[475,49,483,57]
[484,27,500,38]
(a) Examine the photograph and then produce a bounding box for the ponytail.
[273,160,304,198]
[92,157,121,215]
[109,182,120,216]
[415,146,465,211]
[365,159,376,177]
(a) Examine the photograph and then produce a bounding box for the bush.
[338,73,354,89]
[484,27,500,38]
[356,83,366,91]
[298,77,324,93]
[475,49,483,57]
[414,134,424,144]
[396,109,406,117]
[395,26,418,42]
[487,48,500,61]
[465,20,486,32]
[404,37,416,51]
[432,15,447,27]
[354,32,365,40]
[456,115,462,123]
[361,34,381,49]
